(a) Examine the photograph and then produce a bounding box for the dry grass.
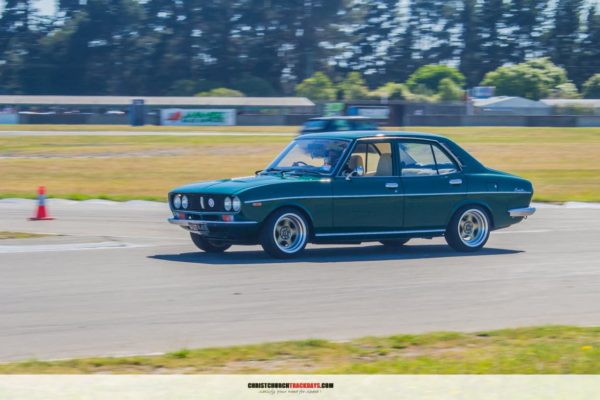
[1,326,599,374]
[1,127,599,202]
[0,231,49,240]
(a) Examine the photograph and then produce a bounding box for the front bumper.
[168,218,260,243]
[508,207,536,218]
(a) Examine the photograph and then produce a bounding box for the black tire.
[190,233,231,253]
[445,205,491,252]
[260,208,309,259]
[380,238,410,248]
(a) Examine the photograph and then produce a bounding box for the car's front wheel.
[190,233,231,253]
[445,206,491,252]
[261,208,309,258]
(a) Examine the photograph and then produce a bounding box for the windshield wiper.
[260,168,286,176]
[287,169,327,176]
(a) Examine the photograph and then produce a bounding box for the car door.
[398,140,466,230]
[331,140,404,234]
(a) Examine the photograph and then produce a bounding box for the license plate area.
[189,222,209,234]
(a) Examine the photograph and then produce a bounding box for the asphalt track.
[1,199,599,362]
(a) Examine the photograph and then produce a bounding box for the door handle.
[385,183,399,189]
[449,179,463,186]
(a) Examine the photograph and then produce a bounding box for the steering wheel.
[292,161,309,167]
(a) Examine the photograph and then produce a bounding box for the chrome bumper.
[168,218,257,227]
[508,207,536,218]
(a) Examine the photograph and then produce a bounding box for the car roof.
[307,116,372,121]
[298,130,448,141]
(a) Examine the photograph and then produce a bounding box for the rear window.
[303,120,327,131]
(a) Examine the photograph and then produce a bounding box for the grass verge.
[0,231,49,240]
[1,127,599,202]
[1,326,599,374]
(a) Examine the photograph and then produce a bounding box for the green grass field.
[1,326,599,374]
[1,126,599,202]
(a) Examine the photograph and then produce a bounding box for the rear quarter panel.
[461,172,534,230]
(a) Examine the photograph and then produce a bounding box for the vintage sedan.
[168,131,535,258]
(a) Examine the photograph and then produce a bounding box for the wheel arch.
[262,204,316,239]
[449,200,495,230]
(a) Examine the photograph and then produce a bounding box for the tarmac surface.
[1,199,599,362]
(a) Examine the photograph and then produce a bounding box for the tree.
[295,72,336,101]
[481,58,568,99]
[583,74,600,99]
[438,78,464,101]
[579,6,600,85]
[338,71,370,100]
[505,0,548,62]
[196,88,245,97]
[549,0,584,83]
[344,0,401,83]
[549,83,581,99]
[406,65,465,93]
[459,0,483,86]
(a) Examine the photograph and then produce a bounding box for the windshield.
[266,139,350,175]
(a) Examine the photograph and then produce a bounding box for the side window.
[342,141,394,177]
[432,145,459,175]
[398,142,437,177]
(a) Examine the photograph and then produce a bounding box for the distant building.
[541,99,600,115]
[471,96,551,116]
[0,95,316,125]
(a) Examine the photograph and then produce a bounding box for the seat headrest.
[376,154,393,176]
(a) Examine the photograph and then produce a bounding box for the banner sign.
[323,103,345,117]
[355,107,390,120]
[161,109,236,126]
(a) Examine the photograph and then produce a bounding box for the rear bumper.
[508,207,536,218]
[168,218,260,243]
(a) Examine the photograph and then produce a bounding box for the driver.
[323,148,343,171]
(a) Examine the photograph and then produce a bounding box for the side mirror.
[346,165,364,180]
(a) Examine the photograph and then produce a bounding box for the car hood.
[170,174,324,196]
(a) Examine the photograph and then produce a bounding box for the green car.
[168,131,535,258]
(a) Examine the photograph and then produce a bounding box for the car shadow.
[149,244,523,265]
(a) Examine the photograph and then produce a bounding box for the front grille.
[170,193,228,212]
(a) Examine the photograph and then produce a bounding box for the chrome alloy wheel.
[273,213,307,254]
[458,209,489,248]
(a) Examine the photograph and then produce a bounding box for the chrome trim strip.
[171,209,239,216]
[508,207,536,218]
[168,218,258,226]
[315,228,445,238]
[244,191,532,204]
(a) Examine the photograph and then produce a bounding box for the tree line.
[1,0,599,99]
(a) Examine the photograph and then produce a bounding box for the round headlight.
[181,195,189,209]
[232,196,241,212]
[224,196,232,211]
[173,195,182,209]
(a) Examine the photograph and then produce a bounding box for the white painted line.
[0,242,146,254]
[493,229,551,235]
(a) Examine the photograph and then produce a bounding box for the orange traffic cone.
[30,186,54,221]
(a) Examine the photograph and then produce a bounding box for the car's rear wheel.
[445,206,490,252]
[190,233,231,253]
[261,208,309,259]
[380,238,410,248]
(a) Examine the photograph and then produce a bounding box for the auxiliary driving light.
[224,196,232,211]
[232,196,241,212]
